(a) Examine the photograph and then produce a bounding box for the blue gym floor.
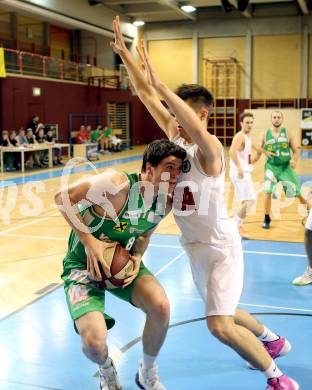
[0,234,311,390]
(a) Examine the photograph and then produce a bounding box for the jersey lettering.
[181,186,196,211]
[125,236,136,250]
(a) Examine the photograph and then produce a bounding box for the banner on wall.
[300,109,312,129]
[0,47,6,78]
[301,129,312,147]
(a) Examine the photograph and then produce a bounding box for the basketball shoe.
[262,215,271,229]
[99,358,122,390]
[292,267,312,286]
[266,375,299,390]
[247,336,291,369]
[135,361,166,390]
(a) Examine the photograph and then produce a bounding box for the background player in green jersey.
[256,111,310,229]
[55,139,186,390]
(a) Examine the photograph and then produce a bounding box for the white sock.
[142,353,156,369]
[259,326,279,342]
[100,356,112,369]
[235,216,243,225]
[264,360,283,379]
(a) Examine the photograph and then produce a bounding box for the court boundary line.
[172,297,312,313]
[155,251,185,276]
[0,232,306,258]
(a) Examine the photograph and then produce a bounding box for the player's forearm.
[54,191,92,243]
[229,149,242,170]
[156,83,220,156]
[251,152,261,163]
[131,235,150,257]
[118,49,154,99]
[291,148,299,162]
[252,144,265,154]
[118,51,173,134]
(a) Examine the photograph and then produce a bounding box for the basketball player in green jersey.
[55,139,186,390]
[256,111,310,229]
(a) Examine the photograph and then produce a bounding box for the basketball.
[99,243,133,289]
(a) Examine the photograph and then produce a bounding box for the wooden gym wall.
[147,39,193,92]
[199,37,247,99]
[147,34,311,99]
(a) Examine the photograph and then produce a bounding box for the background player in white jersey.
[292,208,312,285]
[111,16,299,390]
[229,112,262,237]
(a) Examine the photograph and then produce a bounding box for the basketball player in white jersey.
[292,208,312,285]
[111,16,299,390]
[229,112,260,237]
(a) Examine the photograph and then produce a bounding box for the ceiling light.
[133,21,145,27]
[181,5,196,12]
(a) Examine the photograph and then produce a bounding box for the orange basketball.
[99,243,133,289]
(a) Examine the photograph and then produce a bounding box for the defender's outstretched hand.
[137,40,163,91]
[111,16,128,56]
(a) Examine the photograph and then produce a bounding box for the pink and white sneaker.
[247,336,291,369]
[263,336,291,359]
[266,375,299,390]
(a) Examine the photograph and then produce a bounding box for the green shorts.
[264,162,301,197]
[62,257,152,331]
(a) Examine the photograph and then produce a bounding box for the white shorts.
[229,169,256,202]
[110,136,122,146]
[183,242,244,316]
[306,209,312,231]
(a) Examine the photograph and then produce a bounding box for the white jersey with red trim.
[172,136,240,247]
[229,131,253,173]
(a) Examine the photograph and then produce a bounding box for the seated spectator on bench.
[86,125,92,142]
[9,130,19,147]
[16,127,28,145]
[76,125,90,144]
[105,123,122,152]
[110,134,122,152]
[16,127,35,169]
[98,125,112,154]
[1,130,16,171]
[26,128,45,168]
[91,124,102,144]
[45,129,63,165]
[9,130,21,169]
[108,125,122,152]
[36,128,49,167]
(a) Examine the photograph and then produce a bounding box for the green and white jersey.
[66,173,166,265]
[264,127,291,165]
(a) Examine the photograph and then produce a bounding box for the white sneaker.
[292,267,312,286]
[135,361,166,390]
[99,359,122,390]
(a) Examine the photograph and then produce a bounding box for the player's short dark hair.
[175,84,213,108]
[141,139,186,172]
[240,112,254,122]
